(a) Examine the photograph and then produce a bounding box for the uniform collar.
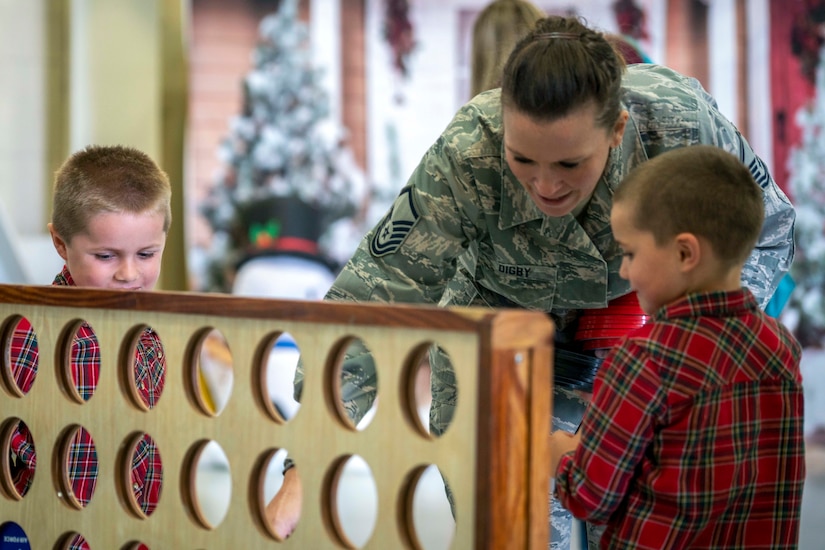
[617,101,649,174]
[498,141,543,230]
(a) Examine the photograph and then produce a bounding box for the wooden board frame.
[0,284,553,549]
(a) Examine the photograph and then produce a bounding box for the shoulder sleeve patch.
[370,186,420,257]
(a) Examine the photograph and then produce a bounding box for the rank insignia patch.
[370,186,420,256]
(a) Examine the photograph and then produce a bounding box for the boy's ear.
[48,223,69,261]
[674,232,701,273]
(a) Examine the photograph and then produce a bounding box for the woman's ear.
[48,223,69,261]
[675,232,701,273]
[610,110,629,147]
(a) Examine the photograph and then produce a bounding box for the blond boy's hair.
[51,145,172,242]
[613,144,764,267]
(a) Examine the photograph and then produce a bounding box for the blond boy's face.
[49,210,167,290]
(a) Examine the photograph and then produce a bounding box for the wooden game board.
[0,284,553,549]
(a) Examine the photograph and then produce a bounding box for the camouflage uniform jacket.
[296,64,795,430]
[327,64,794,331]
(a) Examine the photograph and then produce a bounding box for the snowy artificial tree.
[784,46,825,348]
[200,0,368,292]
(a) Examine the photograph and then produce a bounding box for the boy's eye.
[94,253,113,260]
[138,252,156,260]
[513,155,533,164]
[559,161,579,169]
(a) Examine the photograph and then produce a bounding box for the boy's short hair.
[613,144,764,266]
[51,145,172,242]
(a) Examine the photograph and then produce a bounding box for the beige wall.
[0,0,63,284]
[0,1,48,236]
[69,0,162,153]
[69,0,187,291]
[0,0,187,289]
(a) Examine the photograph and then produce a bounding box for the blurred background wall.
[1,0,824,547]
[1,0,781,291]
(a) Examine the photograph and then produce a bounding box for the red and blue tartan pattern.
[8,267,165,550]
[555,289,805,549]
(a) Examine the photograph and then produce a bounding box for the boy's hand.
[549,430,581,473]
[265,467,302,540]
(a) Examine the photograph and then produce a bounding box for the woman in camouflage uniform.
[269,15,795,548]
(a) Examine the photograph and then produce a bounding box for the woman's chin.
[535,197,576,217]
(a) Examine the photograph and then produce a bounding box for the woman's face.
[503,102,627,217]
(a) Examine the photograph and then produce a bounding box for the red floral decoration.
[383,0,416,77]
[612,0,648,41]
[791,0,825,84]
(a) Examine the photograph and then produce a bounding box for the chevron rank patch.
[370,186,420,257]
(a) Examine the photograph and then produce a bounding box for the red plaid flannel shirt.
[555,289,805,549]
[10,267,164,549]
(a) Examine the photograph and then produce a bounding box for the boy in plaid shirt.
[550,145,805,549]
[9,145,170,548]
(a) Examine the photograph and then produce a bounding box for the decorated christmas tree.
[784,45,825,348]
[199,0,368,292]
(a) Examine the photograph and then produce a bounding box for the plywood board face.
[0,300,483,549]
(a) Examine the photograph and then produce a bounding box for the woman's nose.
[533,168,563,193]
